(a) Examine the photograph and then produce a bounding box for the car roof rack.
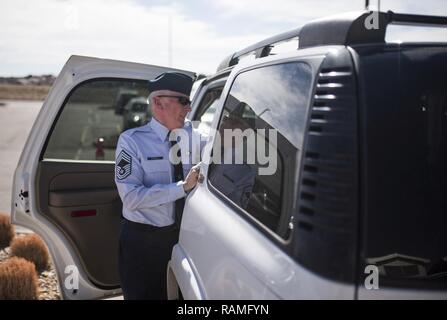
[216,10,447,72]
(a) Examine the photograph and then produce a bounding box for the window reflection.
[209,62,313,237]
[44,79,150,161]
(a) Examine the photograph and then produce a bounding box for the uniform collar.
[148,117,170,142]
[140,117,192,142]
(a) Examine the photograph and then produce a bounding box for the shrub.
[0,257,39,299]
[10,234,50,273]
[0,213,15,249]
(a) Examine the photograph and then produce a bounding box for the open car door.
[11,55,196,299]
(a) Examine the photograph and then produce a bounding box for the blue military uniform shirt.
[115,117,203,227]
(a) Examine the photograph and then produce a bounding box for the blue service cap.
[148,72,193,96]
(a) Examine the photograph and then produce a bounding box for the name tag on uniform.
[147,156,163,160]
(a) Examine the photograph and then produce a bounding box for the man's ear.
[153,97,163,110]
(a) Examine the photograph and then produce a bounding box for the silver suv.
[12,11,447,299]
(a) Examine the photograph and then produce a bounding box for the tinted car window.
[360,45,447,288]
[208,62,313,238]
[43,79,149,161]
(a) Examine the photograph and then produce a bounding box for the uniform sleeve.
[115,133,186,212]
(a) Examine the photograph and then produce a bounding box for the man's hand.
[183,164,201,192]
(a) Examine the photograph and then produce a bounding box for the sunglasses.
[156,95,191,106]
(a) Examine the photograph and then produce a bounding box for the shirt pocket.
[142,159,172,186]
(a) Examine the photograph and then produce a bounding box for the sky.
[0,0,446,76]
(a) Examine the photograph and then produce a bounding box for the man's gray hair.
[148,91,157,108]
[148,90,187,108]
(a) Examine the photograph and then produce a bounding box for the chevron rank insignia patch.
[116,150,132,180]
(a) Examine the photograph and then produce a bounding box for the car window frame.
[39,77,150,162]
[205,59,316,253]
[190,77,228,122]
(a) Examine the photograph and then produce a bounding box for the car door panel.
[37,161,121,287]
[182,170,355,299]
[49,188,118,207]
[180,182,280,299]
[177,62,286,299]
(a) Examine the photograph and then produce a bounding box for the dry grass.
[10,234,50,273]
[0,257,39,299]
[0,213,15,249]
[0,84,50,100]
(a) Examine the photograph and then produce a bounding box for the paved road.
[0,100,41,223]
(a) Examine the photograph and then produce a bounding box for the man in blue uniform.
[115,72,201,299]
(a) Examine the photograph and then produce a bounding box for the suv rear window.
[360,45,447,289]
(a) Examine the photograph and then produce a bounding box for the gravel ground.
[0,236,61,300]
